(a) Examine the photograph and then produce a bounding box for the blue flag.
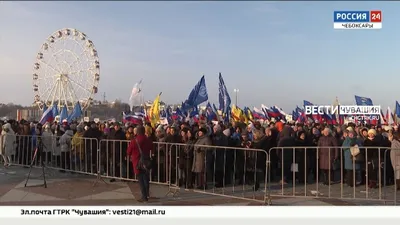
[396,101,400,118]
[52,103,59,118]
[355,95,373,106]
[165,106,172,124]
[218,73,231,114]
[303,100,313,106]
[68,102,82,123]
[59,104,68,122]
[43,104,48,113]
[292,110,298,121]
[224,106,231,124]
[206,103,216,121]
[184,75,208,109]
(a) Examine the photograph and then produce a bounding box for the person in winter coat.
[125,125,135,140]
[192,127,212,189]
[41,124,53,165]
[250,129,268,191]
[126,125,153,202]
[342,130,363,187]
[51,125,62,168]
[211,124,228,187]
[107,123,126,182]
[277,126,296,184]
[388,132,400,190]
[165,126,181,185]
[363,129,382,189]
[1,123,16,167]
[154,125,167,182]
[179,128,195,189]
[84,122,103,173]
[71,126,85,171]
[294,131,310,184]
[59,127,73,171]
[317,128,338,185]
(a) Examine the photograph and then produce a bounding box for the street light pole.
[234,89,239,106]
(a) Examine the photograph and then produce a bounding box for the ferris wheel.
[33,28,100,111]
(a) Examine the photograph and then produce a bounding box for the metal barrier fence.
[1,134,100,176]
[97,139,171,186]
[267,146,400,205]
[5,133,399,205]
[0,134,172,186]
[1,134,269,204]
[164,143,269,204]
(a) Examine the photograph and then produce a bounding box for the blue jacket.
[342,137,362,170]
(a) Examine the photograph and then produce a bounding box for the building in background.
[16,109,42,121]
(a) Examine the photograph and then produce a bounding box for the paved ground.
[0,166,398,206]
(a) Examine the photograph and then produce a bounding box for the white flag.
[129,79,142,109]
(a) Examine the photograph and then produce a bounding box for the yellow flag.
[149,92,162,128]
[231,105,243,122]
[246,108,254,123]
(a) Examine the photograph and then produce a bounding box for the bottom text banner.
[0,206,400,220]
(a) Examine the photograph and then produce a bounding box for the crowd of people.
[1,118,400,201]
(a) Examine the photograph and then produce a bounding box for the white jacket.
[59,130,73,153]
[1,123,16,156]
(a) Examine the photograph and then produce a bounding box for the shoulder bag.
[134,138,153,171]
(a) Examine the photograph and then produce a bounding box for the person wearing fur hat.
[192,127,212,189]
[363,128,383,188]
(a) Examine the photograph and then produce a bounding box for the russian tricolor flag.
[123,112,144,125]
[39,106,54,124]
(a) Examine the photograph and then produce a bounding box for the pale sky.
[1,1,399,112]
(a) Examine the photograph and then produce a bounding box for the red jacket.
[126,134,153,175]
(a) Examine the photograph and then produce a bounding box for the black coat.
[107,129,127,162]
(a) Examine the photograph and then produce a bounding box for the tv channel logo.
[333,11,382,29]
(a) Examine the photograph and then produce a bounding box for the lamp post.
[234,89,239,106]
